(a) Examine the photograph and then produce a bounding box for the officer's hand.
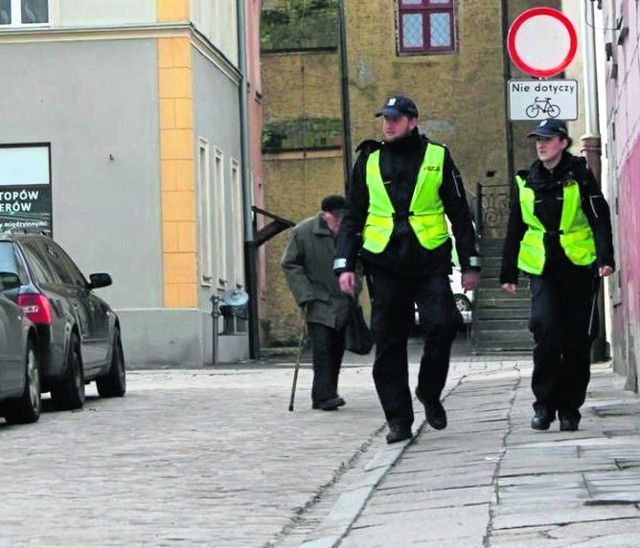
[502,283,517,295]
[339,272,356,295]
[599,265,614,278]
[461,270,481,292]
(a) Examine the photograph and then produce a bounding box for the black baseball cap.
[375,95,419,118]
[321,194,346,214]
[527,119,569,138]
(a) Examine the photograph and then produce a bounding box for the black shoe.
[531,410,555,430]
[386,424,412,444]
[425,402,447,430]
[312,396,344,411]
[559,412,580,432]
[559,417,580,431]
[416,390,447,430]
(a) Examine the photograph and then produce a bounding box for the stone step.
[473,318,529,331]
[471,329,532,343]
[471,234,531,355]
[479,238,505,252]
[475,296,530,308]
[472,345,532,355]
[480,266,502,278]
[478,279,504,289]
[481,255,504,265]
[476,287,526,300]
[474,307,529,320]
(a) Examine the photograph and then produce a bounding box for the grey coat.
[281,213,354,330]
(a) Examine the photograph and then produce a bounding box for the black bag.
[345,300,374,355]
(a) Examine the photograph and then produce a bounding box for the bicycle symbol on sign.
[525,97,561,119]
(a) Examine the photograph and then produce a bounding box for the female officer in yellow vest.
[334,95,481,444]
[500,119,615,432]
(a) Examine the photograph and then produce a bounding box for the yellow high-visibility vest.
[516,175,596,274]
[362,144,449,253]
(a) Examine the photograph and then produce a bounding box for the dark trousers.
[307,322,346,404]
[368,268,459,428]
[529,267,595,419]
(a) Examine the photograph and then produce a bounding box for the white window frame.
[212,147,227,290]
[230,158,244,284]
[0,0,51,28]
[197,138,212,287]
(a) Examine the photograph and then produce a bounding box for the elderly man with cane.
[282,195,355,411]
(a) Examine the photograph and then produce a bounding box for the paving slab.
[300,362,640,548]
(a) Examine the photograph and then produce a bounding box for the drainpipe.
[237,0,260,359]
[580,0,602,182]
[338,0,352,190]
[501,0,515,193]
[580,0,607,362]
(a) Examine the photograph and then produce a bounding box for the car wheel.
[96,329,126,398]
[454,294,472,312]
[51,333,85,411]
[4,340,42,424]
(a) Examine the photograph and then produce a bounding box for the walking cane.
[288,309,307,412]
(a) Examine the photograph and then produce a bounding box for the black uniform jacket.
[500,152,615,285]
[335,129,479,277]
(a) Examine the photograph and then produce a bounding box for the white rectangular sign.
[508,79,578,121]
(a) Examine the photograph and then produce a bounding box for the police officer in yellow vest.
[334,95,481,444]
[500,119,615,432]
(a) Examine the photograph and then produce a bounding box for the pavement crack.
[261,422,387,548]
[483,364,521,548]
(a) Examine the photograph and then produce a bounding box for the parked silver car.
[0,231,125,411]
[449,266,474,325]
[0,291,41,424]
[413,266,475,331]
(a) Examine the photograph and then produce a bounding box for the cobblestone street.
[2,338,639,547]
[0,357,388,547]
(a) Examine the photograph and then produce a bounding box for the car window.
[34,240,76,286]
[47,241,87,287]
[0,241,20,274]
[0,241,28,286]
[21,242,60,285]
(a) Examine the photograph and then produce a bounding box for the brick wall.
[260,0,561,345]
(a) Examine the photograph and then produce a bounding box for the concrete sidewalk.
[299,360,640,548]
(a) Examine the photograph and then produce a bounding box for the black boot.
[416,389,447,430]
[312,396,344,411]
[531,408,555,430]
[559,410,581,431]
[386,423,412,444]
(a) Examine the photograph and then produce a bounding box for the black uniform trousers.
[368,267,460,428]
[529,266,595,419]
[307,322,346,404]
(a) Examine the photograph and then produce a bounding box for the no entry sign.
[507,7,578,78]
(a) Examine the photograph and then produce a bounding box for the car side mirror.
[0,271,21,290]
[89,273,112,289]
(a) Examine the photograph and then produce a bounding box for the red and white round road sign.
[507,7,578,78]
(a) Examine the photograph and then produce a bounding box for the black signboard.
[0,184,52,232]
[0,143,52,234]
